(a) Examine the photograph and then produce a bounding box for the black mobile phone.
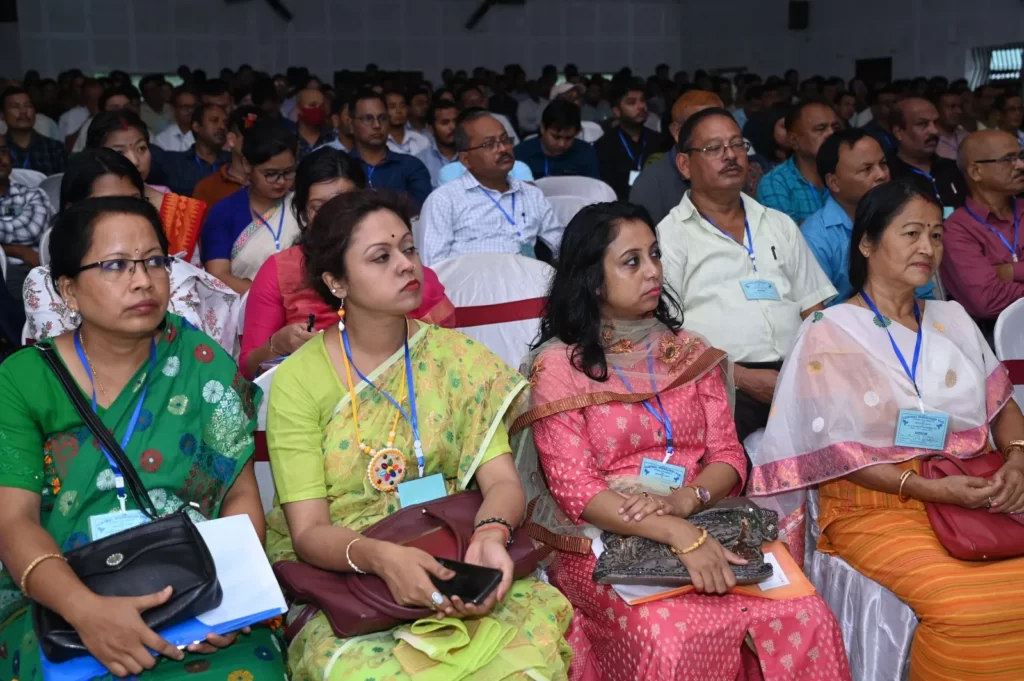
[429,558,503,605]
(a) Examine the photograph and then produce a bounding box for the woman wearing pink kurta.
[518,202,850,681]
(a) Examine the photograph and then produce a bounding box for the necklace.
[339,322,410,493]
[79,329,108,402]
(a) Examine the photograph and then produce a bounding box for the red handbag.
[272,491,543,641]
[921,450,1024,561]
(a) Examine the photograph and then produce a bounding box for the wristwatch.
[687,485,711,510]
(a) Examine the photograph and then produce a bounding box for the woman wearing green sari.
[264,190,573,681]
[0,197,287,680]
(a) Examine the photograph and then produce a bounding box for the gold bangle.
[20,553,66,597]
[268,335,279,357]
[670,528,708,556]
[1004,441,1024,458]
[898,469,916,502]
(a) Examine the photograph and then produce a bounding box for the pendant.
[367,447,407,492]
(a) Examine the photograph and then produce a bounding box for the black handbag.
[34,344,223,663]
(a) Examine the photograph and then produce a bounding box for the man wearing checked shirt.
[0,136,52,301]
[756,100,840,224]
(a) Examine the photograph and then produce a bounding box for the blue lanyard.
[618,130,646,170]
[251,203,285,251]
[703,213,757,273]
[909,167,940,201]
[364,164,376,187]
[612,349,674,462]
[341,326,425,476]
[966,199,1019,263]
[73,331,156,511]
[544,156,549,178]
[483,189,516,226]
[860,291,924,408]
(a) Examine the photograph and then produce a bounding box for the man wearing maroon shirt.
[940,129,1024,327]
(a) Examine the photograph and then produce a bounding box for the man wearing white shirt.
[421,110,562,266]
[416,100,459,188]
[384,90,431,157]
[657,107,836,443]
[139,75,174,135]
[516,82,548,136]
[152,87,196,152]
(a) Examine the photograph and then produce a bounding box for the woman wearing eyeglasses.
[0,196,287,681]
[200,120,301,294]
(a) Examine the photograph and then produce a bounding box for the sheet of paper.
[756,550,790,591]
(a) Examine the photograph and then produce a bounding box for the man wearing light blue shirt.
[415,101,460,188]
[802,128,935,304]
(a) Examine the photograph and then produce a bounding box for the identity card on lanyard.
[619,130,646,187]
[613,351,685,488]
[74,330,158,540]
[484,189,533,256]
[252,203,286,252]
[966,198,1019,263]
[860,292,949,450]
[705,213,781,301]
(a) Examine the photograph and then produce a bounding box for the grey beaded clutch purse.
[592,501,779,587]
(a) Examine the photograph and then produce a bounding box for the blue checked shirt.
[756,156,828,224]
[420,172,563,266]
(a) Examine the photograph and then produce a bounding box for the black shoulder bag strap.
[36,344,161,519]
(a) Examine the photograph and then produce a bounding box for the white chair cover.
[534,176,616,203]
[745,429,917,681]
[38,228,51,267]
[39,173,63,210]
[253,364,279,512]
[433,253,553,368]
[546,195,591,227]
[411,215,424,253]
[579,121,604,143]
[10,168,46,188]
[994,297,1024,408]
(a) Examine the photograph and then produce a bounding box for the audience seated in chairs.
[200,119,300,294]
[263,190,573,681]
[594,81,668,200]
[751,178,1024,681]
[0,196,285,681]
[420,109,562,266]
[802,128,936,304]
[940,130,1024,329]
[887,97,967,209]
[516,201,851,681]
[513,99,600,180]
[151,102,232,197]
[0,135,52,302]
[239,148,455,378]
[86,109,208,262]
[192,105,265,209]
[2,86,67,176]
[23,149,240,352]
[384,89,431,157]
[415,100,460,189]
[657,107,836,445]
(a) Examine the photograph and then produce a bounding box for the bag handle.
[37,344,161,519]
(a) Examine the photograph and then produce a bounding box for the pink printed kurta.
[530,340,852,681]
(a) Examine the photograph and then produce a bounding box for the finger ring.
[988,497,994,508]
[641,492,650,498]
[430,591,444,606]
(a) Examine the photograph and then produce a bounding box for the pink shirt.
[940,197,1024,320]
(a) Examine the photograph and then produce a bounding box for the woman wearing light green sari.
[264,190,573,681]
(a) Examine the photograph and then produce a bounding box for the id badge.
[628,170,641,186]
[398,474,448,508]
[639,458,686,488]
[89,509,150,541]
[519,241,536,259]
[894,409,950,450]
[740,279,781,301]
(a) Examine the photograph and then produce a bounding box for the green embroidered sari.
[0,314,287,681]
[264,324,573,681]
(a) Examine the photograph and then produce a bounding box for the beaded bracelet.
[670,528,708,557]
[473,517,515,547]
[346,537,366,574]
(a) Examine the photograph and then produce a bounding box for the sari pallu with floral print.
[0,314,287,681]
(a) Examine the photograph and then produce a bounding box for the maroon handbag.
[921,450,1024,560]
[272,491,543,641]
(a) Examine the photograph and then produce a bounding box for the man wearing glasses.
[656,107,836,445]
[940,130,1024,328]
[348,91,432,210]
[420,109,562,266]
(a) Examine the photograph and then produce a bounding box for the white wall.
[9,0,1024,82]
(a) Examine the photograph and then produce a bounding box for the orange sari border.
[160,193,208,261]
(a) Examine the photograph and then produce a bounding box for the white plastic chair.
[994,297,1024,409]
[10,168,46,188]
[252,364,280,512]
[0,244,7,282]
[433,253,553,368]
[546,195,591,227]
[534,176,616,203]
[39,173,63,210]
[579,121,604,143]
[644,112,662,133]
[745,430,917,681]
[38,228,52,267]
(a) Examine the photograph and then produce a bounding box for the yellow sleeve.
[267,338,334,504]
[478,422,511,468]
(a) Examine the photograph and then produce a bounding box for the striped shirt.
[420,171,563,266]
[0,181,52,248]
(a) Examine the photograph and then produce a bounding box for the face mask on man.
[299,106,326,127]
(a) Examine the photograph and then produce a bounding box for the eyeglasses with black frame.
[461,135,514,153]
[77,256,174,279]
[973,149,1024,165]
[684,139,752,159]
[261,167,297,183]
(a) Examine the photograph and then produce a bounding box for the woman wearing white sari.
[749,178,1024,680]
[200,119,301,293]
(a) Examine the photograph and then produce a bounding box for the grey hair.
[454,108,495,152]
